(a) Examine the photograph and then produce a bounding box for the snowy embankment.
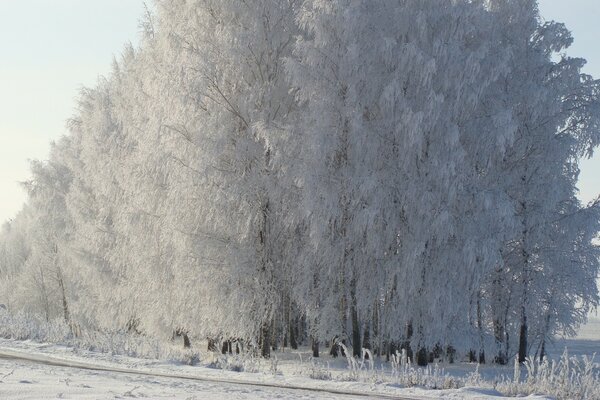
[0,338,579,400]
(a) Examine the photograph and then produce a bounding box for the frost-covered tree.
[126,0,303,355]
[288,0,517,362]
[488,3,600,362]
[0,0,598,364]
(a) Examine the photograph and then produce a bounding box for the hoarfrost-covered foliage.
[1,0,599,366]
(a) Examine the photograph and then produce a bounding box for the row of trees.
[1,0,599,364]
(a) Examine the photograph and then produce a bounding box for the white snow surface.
[0,339,554,400]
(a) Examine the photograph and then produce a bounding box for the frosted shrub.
[496,350,600,400]
[0,311,71,342]
[361,348,374,371]
[76,329,171,360]
[0,310,180,362]
[308,359,332,380]
[269,356,279,376]
[465,363,482,386]
[179,349,201,366]
[389,349,454,389]
[338,343,360,380]
[207,353,260,373]
[390,349,409,378]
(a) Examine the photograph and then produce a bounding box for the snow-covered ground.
[0,354,365,400]
[0,338,571,400]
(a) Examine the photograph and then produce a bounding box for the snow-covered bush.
[0,310,71,342]
[207,353,260,373]
[178,349,201,366]
[0,310,182,362]
[496,350,600,400]
[308,358,332,380]
[387,348,455,389]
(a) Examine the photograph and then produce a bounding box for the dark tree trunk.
[492,267,508,365]
[402,323,414,362]
[446,346,455,364]
[476,291,485,364]
[183,333,191,348]
[505,331,510,364]
[222,340,233,354]
[173,328,191,348]
[493,318,507,364]
[468,350,475,362]
[329,336,339,357]
[57,269,70,324]
[289,321,298,350]
[416,347,428,366]
[518,311,527,363]
[350,281,361,357]
[351,313,361,357]
[372,305,380,356]
[518,213,530,364]
[362,322,371,355]
[208,338,218,352]
[261,324,271,359]
[385,341,393,362]
[311,336,319,358]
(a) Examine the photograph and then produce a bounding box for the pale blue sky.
[0,0,145,223]
[538,0,600,206]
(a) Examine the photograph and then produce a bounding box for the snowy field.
[1,338,595,400]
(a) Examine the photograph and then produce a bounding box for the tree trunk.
[289,317,298,350]
[518,307,527,363]
[518,200,530,364]
[330,336,339,357]
[57,270,69,323]
[261,323,271,359]
[493,317,507,364]
[362,322,371,358]
[311,336,319,358]
[403,323,414,362]
[173,328,191,348]
[183,332,191,348]
[476,291,485,364]
[386,341,394,362]
[222,340,232,354]
[446,346,455,364]
[372,304,380,357]
[479,350,486,364]
[416,346,428,366]
[350,279,361,357]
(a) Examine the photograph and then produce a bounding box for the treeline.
[1,0,599,365]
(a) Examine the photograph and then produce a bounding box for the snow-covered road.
[0,356,382,399]
[0,349,410,400]
[0,339,557,400]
